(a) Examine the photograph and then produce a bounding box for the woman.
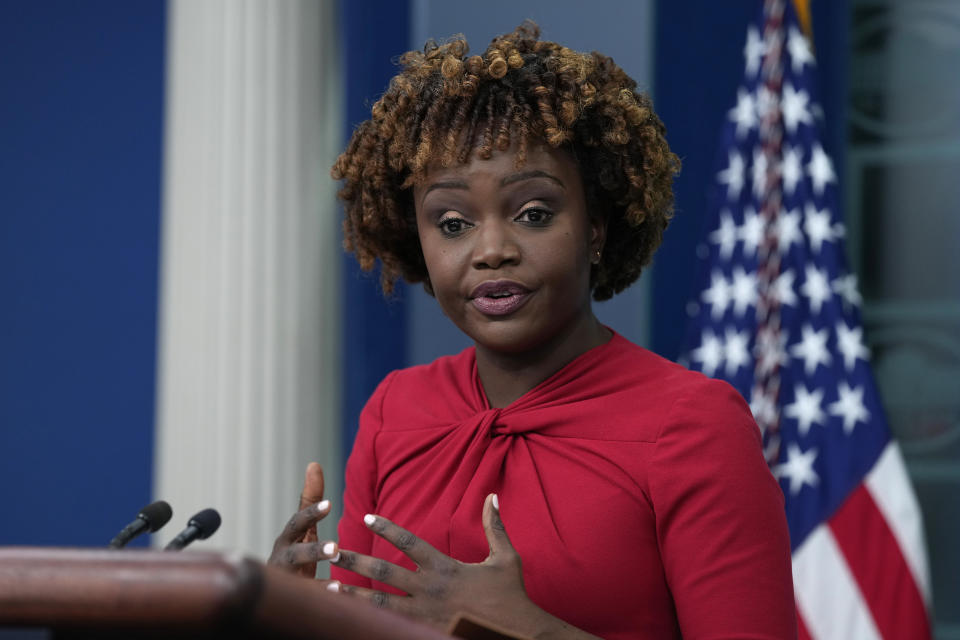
[270,22,796,639]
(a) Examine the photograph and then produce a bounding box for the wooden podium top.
[0,546,453,639]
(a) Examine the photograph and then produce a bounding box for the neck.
[475,314,611,408]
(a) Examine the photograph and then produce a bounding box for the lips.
[469,280,533,317]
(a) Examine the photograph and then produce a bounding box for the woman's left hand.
[329,494,550,632]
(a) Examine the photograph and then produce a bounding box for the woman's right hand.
[268,462,339,578]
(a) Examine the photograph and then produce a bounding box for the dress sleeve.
[649,378,796,639]
[330,371,396,587]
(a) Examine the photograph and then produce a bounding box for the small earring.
[593,249,602,264]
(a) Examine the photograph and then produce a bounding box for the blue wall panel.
[341,0,411,463]
[0,0,166,546]
[652,2,758,361]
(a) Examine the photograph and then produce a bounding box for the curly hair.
[332,21,679,301]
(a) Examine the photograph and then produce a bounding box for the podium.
[0,547,453,639]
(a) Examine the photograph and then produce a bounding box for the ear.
[589,214,607,264]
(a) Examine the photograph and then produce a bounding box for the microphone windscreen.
[138,500,173,532]
[188,508,222,539]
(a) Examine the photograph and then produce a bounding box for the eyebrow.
[501,170,565,189]
[420,170,566,205]
[420,180,470,203]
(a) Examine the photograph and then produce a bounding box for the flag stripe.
[829,483,932,640]
[864,442,932,605]
[797,608,813,640]
[793,524,881,640]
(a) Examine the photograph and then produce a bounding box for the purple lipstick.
[470,280,532,316]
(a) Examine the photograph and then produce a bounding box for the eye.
[437,214,472,237]
[515,206,554,226]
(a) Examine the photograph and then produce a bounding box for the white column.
[155,0,342,562]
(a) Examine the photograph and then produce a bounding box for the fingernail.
[326,581,340,593]
[317,499,330,512]
[330,552,341,563]
[363,514,376,526]
[492,494,500,510]
[323,541,336,556]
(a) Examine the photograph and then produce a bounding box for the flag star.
[829,381,870,434]
[774,443,819,495]
[807,143,837,195]
[709,210,739,261]
[739,206,765,257]
[730,267,758,317]
[691,329,724,377]
[804,203,837,253]
[787,26,816,73]
[832,274,863,311]
[782,145,803,196]
[701,271,732,320]
[717,151,746,200]
[836,321,870,370]
[744,26,765,77]
[781,83,814,134]
[729,88,758,138]
[800,265,832,315]
[776,207,803,254]
[785,384,826,436]
[752,147,769,199]
[791,323,832,375]
[724,327,751,376]
[773,269,799,307]
[755,326,789,376]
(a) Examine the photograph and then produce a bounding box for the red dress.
[332,332,796,639]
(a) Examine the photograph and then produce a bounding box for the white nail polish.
[323,541,336,556]
[317,499,330,512]
[363,514,376,526]
[326,581,340,593]
[330,552,341,564]
[492,494,500,510]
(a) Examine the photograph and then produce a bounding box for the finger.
[273,540,340,569]
[330,549,420,595]
[296,463,325,546]
[298,462,325,510]
[482,493,517,563]
[337,583,416,615]
[362,513,448,571]
[275,499,332,548]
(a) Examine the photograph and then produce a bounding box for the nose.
[471,219,520,270]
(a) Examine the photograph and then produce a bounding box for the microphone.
[164,508,222,550]
[108,500,173,549]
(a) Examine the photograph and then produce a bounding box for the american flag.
[680,1,933,638]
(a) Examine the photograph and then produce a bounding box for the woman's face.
[413,144,604,355]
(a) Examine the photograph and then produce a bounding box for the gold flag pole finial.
[792,0,814,43]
